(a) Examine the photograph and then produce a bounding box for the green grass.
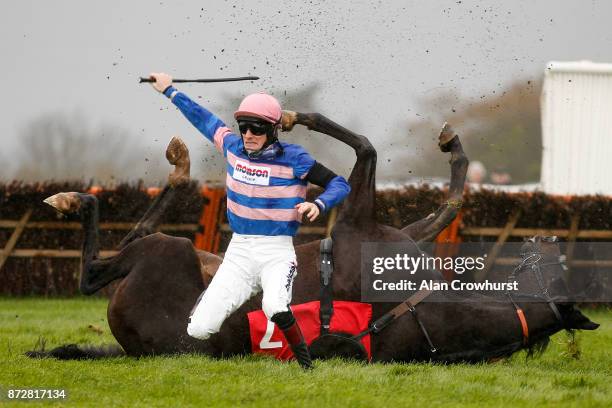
[0,298,610,407]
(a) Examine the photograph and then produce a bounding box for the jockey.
[149,73,350,369]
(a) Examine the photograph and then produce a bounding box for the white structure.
[540,61,612,196]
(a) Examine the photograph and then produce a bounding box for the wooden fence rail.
[0,213,200,266]
[4,249,119,258]
[0,220,199,231]
[0,209,33,270]
[458,210,612,281]
[461,227,612,239]
[0,208,337,264]
[1,207,610,275]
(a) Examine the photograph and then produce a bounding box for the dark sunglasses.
[238,121,270,136]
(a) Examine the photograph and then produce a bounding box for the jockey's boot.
[271,311,313,370]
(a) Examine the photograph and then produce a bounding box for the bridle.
[506,243,567,345]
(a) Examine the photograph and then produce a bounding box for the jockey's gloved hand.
[149,72,173,93]
[295,202,320,222]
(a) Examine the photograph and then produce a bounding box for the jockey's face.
[242,129,267,152]
[238,119,271,153]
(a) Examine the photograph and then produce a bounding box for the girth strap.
[319,238,334,335]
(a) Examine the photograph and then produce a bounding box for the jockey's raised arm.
[149,72,235,154]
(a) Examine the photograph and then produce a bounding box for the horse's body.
[37,113,598,362]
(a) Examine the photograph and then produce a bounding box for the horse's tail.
[25,343,125,360]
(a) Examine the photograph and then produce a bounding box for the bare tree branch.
[12,112,166,184]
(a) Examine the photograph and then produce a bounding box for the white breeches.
[187,233,297,340]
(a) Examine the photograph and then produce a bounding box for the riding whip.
[139,76,259,84]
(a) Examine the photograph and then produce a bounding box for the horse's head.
[512,235,599,331]
[511,236,568,299]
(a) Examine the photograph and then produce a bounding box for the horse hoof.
[166,137,190,186]
[43,192,82,214]
[166,137,189,165]
[281,110,298,132]
[438,122,458,152]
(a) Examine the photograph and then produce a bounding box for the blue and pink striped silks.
[164,87,350,236]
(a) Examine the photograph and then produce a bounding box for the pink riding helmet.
[234,92,282,124]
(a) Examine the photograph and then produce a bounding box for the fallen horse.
[30,112,598,363]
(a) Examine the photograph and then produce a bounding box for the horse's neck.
[521,301,563,333]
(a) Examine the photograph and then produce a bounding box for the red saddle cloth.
[247,300,372,361]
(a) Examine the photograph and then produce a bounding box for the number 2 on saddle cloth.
[247,239,373,361]
[248,300,372,360]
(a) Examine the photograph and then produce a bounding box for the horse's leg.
[283,111,377,225]
[118,137,191,249]
[44,192,131,294]
[401,124,468,242]
[43,137,193,294]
